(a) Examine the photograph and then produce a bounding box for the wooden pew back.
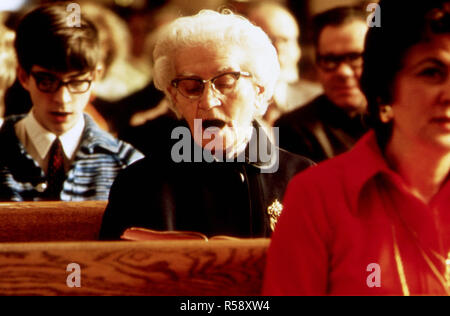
[0,239,269,296]
[0,201,107,242]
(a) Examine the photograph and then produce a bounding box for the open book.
[120,227,241,241]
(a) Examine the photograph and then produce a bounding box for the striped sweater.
[0,114,144,201]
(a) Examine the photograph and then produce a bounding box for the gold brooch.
[267,199,283,231]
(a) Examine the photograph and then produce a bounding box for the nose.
[198,82,221,110]
[334,62,355,78]
[53,85,73,104]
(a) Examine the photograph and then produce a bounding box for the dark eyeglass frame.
[171,71,252,99]
[316,52,364,72]
[30,71,93,94]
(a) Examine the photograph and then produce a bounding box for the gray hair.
[153,9,280,116]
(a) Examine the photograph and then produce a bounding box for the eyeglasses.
[171,71,252,99]
[316,52,363,72]
[30,71,93,94]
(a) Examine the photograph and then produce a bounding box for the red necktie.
[46,138,65,199]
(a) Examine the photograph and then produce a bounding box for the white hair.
[153,9,280,116]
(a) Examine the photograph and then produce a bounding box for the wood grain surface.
[0,201,107,242]
[0,239,269,296]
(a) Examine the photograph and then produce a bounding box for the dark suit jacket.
[275,94,368,163]
[99,123,313,239]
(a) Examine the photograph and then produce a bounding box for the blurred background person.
[70,0,154,135]
[114,3,181,155]
[264,0,450,295]
[126,3,181,128]
[246,1,322,126]
[275,5,369,163]
[99,9,313,240]
[80,1,161,137]
[80,1,150,103]
[0,13,17,124]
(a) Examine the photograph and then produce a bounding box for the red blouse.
[263,131,450,295]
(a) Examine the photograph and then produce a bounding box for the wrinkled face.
[168,44,263,152]
[389,34,450,152]
[19,65,95,135]
[316,20,368,113]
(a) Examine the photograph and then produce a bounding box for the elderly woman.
[99,10,313,239]
[264,0,450,296]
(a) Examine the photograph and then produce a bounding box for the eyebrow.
[32,70,92,80]
[177,68,239,79]
[317,51,363,57]
[409,58,448,71]
[175,74,203,80]
[217,67,238,73]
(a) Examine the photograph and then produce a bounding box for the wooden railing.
[0,239,269,296]
[0,201,107,242]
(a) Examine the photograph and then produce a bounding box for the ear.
[254,84,265,104]
[379,104,394,123]
[165,86,182,118]
[167,84,178,105]
[256,84,265,96]
[254,84,268,116]
[89,65,105,92]
[93,64,104,81]
[17,66,31,92]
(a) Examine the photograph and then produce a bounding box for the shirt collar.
[344,129,450,214]
[244,121,279,171]
[24,111,85,160]
[346,130,450,221]
[344,130,398,215]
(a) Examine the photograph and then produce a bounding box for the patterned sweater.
[0,114,144,201]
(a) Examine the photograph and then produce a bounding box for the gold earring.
[379,105,394,123]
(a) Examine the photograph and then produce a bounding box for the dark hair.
[14,2,100,74]
[360,0,450,147]
[312,5,367,48]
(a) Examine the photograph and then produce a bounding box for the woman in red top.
[264,0,450,295]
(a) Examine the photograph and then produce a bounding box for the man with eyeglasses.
[275,6,369,163]
[0,4,143,201]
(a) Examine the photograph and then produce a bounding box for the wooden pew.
[0,201,107,242]
[0,239,269,296]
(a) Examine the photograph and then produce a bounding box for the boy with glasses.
[275,6,369,163]
[0,3,143,201]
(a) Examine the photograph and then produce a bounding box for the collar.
[344,130,413,215]
[225,120,279,171]
[0,114,123,176]
[244,120,279,171]
[23,111,85,160]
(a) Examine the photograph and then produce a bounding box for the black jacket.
[275,94,368,163]
[99,122,313,239]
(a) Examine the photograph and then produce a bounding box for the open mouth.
[334,85,357,91]
[50,111,72,122]
[51,111,72,116]
[202,119,227,130]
